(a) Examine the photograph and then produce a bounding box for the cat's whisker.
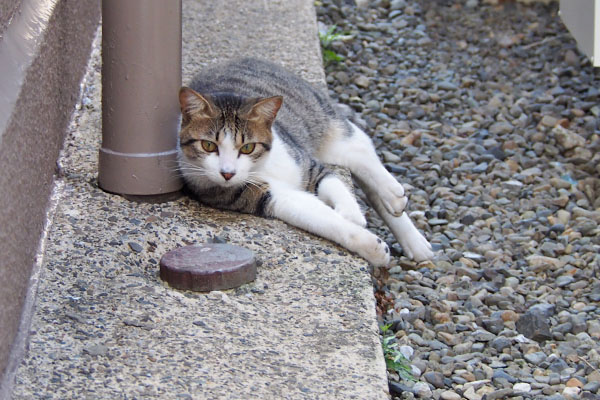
[164,159,181,168]
[243,176,262,185]
[243,175,267,192]
[171,171,186,179]
[180,172,211,179]
[166,164,184,174]
[176,165,211,178]
[177,161,210,174]
[246,172,261,180]
[177,160,204,169]
[177,168,208,176]
[182,171,208,177]
[179,166,207,172]
[246,182,263,189]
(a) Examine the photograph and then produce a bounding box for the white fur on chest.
[258,132,302,189]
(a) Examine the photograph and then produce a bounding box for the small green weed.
[318,25,345,65]
[381,324,416,382]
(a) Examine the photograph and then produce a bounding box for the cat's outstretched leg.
[356,176,434,262]
[318,122,408,217]
[267,184,389,266]
[317,175,366,227]
[318,121,433,261]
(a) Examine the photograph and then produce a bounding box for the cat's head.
[178,87,282,187]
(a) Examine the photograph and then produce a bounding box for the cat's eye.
[239,143,256,155]
[201,140,217,153]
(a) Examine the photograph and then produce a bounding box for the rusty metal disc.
[160,244,256,291]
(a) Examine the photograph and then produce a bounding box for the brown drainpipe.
[99,0,183,197]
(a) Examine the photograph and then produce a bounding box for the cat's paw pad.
[335,205,367,227]
[358,236,390,267]
[400,232,433,262]
[380,184,407,217]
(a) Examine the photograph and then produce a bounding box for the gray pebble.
[472,162,488,173]
[489,122,514,135]
[423,371,445,389]
[524,351,546,365]
[437,81,458,91]
[128,242,143,253]
[493,369,517,384]
[482,318,505,335]
[354,75,370,88]
[583,382,600,393]
[485,388,514,400]
[556,275,575,288]
[516,310,552,342]
[491,337,512,352]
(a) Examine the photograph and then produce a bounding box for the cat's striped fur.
[178,58,433,265]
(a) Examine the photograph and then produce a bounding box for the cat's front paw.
[399,231,434,262]
[380,183,408,217]
[354,233,390,267]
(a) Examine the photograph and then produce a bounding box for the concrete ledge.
[0,0,100,393]
[9,0,389,398]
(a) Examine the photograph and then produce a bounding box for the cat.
[178,58,433,266]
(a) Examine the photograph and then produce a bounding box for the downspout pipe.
[99,0,183,197]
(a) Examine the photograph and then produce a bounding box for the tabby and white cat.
[178,58,433,266]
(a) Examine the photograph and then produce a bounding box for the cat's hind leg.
[318,120,433,261]
[317,175,366,227]
[266,183,389,266]
[356,175,434,262]
[317,121,407,217]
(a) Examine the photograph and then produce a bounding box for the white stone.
[563,386,581,399]
[399,345,414,360]
[513,382,531,392]
[553,125,586,150]
[504,276,520,288]
[521,167,542,177]
[412,381,432,398]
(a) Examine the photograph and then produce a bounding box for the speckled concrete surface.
[181,0,325,85]
[10,0,389,398]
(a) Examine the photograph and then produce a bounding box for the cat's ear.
[244,96,283,127]
[179,87,216,121]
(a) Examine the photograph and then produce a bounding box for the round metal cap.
[160,244,256,291]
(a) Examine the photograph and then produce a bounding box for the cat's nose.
[221,172,235,181]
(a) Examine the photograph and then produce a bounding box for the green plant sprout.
[319,25,345,65]
[381,324,416,382]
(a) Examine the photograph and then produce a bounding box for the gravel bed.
[317,1,599,399]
